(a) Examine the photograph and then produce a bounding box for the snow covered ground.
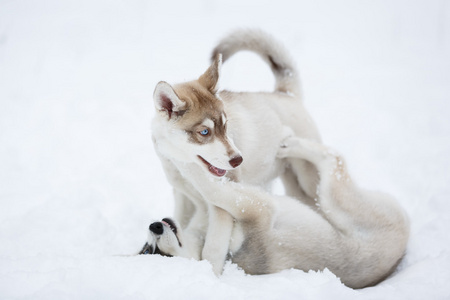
[1,0,449,299]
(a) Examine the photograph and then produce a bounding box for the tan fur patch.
[173,81,230,148]
[198,53,221,93]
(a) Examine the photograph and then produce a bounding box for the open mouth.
[161,218,182,247]
[198,156,227,177]
[162,218,178,235]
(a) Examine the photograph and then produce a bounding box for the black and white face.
[139,218,182,257]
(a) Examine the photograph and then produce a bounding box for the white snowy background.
[1,0,449,299]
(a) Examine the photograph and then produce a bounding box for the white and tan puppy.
[151,29,321,274]
[143,136,410,289]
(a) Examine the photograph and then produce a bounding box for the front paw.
[211,261,224,276]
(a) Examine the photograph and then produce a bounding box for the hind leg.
[278,127,321,207]
[278,137,410,287]
[277,137,360,234]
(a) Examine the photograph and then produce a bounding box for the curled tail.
[212,29,301,96]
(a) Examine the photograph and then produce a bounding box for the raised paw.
[277,136,301,158]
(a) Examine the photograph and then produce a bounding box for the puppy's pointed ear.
[153,81,186,120]
[198,53,222,94]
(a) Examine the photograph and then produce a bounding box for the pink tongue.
[209,165,226,177]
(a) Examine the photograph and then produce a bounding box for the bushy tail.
[212,29,301,96]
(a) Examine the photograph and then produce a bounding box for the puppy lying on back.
[141,136,409,289]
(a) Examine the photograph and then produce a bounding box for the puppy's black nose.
[229,155,243,168]
[149,222,164,235]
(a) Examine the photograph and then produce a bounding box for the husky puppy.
[151,29,321,273]
[142,137,410,289]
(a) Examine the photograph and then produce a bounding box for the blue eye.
[200,129,209,136]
